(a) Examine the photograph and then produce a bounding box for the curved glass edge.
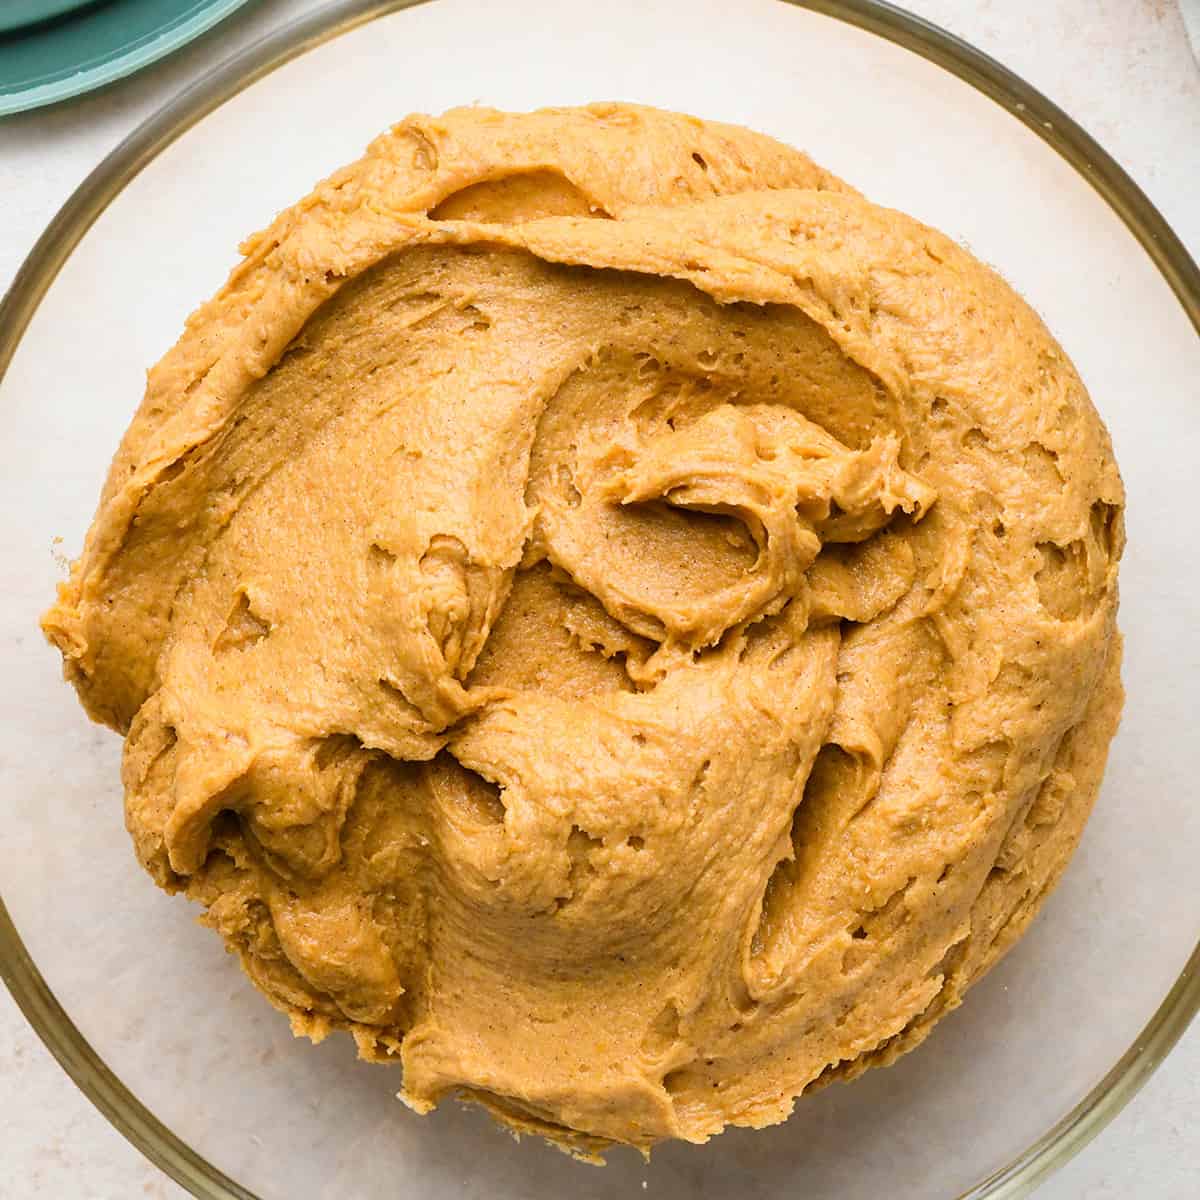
[0,899,255,1200]
[0,1,1196,1197]
[805,0,1200,336]
[0,0,258,117]
[974,941,1199,1199]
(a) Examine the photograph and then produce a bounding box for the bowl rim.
[0,1,1197,1197]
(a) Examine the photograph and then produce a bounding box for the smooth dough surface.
[44,103,1124,1158]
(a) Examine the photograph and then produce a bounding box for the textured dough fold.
[44,103,1123,1159]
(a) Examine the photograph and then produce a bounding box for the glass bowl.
[1,2,1196,1197]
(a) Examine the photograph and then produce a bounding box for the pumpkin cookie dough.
[43,103,1124,1159]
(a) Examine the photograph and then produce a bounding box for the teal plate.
[0,2,96,37]
[0,0,254,115]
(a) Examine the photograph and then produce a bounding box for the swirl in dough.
[44,104,1124,1158]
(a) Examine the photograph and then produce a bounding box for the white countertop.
[1,1,1197,1196]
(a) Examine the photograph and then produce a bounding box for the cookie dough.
[43,103,1124,1158]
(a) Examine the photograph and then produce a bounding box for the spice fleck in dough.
[43,104,1124,1159]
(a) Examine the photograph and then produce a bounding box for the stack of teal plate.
[0,0,253,115]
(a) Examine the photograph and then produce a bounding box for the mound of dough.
[44,104,1123,1158]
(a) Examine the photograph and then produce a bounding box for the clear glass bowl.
[1,2,1197,1197]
